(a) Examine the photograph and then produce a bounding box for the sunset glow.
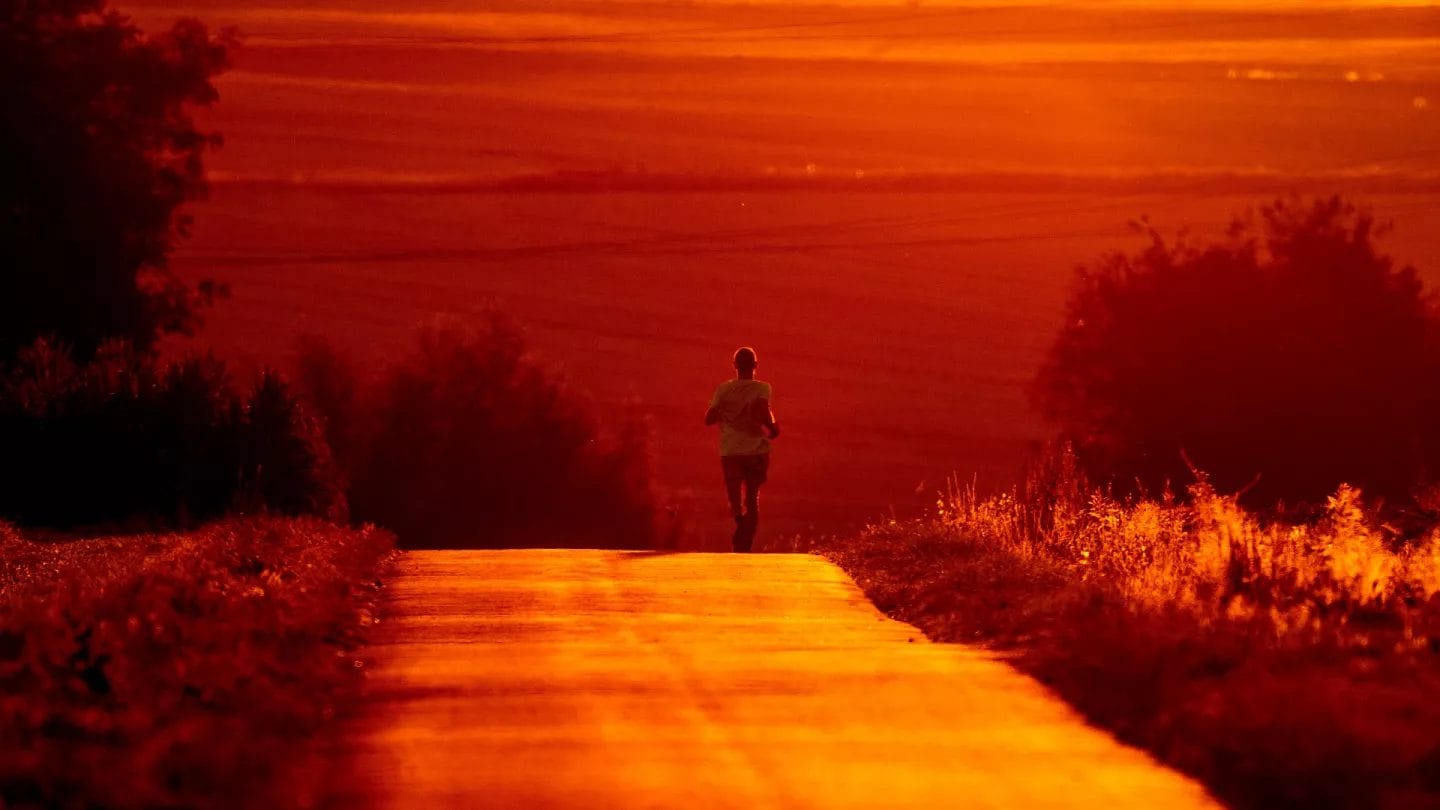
[8,1,1440,806]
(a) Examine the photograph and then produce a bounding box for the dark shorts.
[721,453,769,487]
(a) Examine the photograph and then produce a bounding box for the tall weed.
[930,446,1440,645]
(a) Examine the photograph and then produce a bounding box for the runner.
[704,347,779,552]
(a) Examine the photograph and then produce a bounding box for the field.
[171,188,1440,545]
[11,2,1440,806]
[124,0,1440,545]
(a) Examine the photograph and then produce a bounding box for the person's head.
[733,346,758,377]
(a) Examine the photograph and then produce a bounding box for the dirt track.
[321,550,1219,808]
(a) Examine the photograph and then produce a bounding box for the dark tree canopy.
[0,339,342,527]
[1032,197,1437,505]
[1,0,232,360]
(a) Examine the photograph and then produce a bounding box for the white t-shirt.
[710,378,773,457]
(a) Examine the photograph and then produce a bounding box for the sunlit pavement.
[319,551,1219,809]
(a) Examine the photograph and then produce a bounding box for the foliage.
[819,449,1440,809]
[242,370,347,519]
[0,518,395,809]
[0,339,343,528]
[295,314,659,548]
[0,0,234,359]
[1032,196,1435,505]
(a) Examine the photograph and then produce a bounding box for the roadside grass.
[818,469,1440,809]
[0,517,395,809]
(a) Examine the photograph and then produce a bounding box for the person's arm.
[704,385,721,425]
[755,397,779,439]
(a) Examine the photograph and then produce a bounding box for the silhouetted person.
[704,347,779,552]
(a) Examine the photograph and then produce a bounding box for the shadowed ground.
[319,550,1219,808]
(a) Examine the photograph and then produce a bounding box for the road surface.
[320,550,1219,808]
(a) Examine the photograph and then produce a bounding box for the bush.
[1032,196,1436,506]
[295,314,658,548]
[0,517,395,808]
[0,339,342,528]
[241,370,346,519]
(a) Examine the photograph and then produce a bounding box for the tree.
[296,315,659,549]
[1031,196,1436,506]
[0,0,233,360]
[243,370,345,520]
[0,339,344,527]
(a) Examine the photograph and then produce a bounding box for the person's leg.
[721,457,745,551]
[738,479,761,552]
[730,499,747,552]
[737,454,768,553]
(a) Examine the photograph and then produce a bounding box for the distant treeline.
[0,314,659,548]
[0,340,340,527]
[293,314,659,549]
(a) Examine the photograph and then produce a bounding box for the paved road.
[321,550,1219,809]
